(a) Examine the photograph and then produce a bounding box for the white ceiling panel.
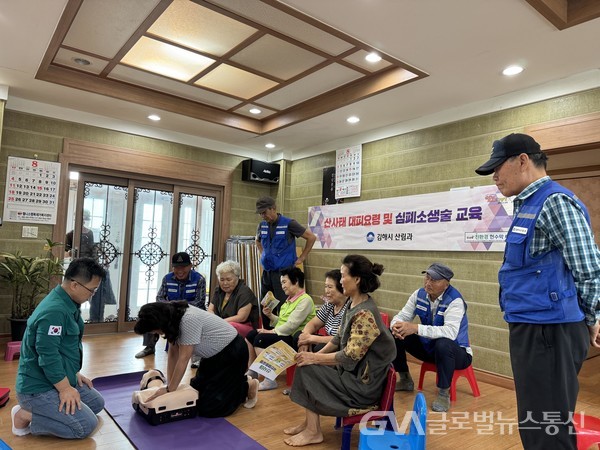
[63,0,161,58]
[108,65,241,109]
[230,35,326,80]
[257,63,363,110]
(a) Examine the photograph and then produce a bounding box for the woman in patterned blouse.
[284,254,396,447]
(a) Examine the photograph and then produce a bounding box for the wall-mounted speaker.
[241,159,280,184]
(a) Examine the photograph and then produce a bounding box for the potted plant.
[0,239,64,341]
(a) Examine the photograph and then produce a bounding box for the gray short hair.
[216,260,241,278]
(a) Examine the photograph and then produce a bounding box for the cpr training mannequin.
[132,369,199,425]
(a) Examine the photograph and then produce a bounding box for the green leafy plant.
[0,239,64,319]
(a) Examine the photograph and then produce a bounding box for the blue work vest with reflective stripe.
[259,215,297,271]
[414,286,470,353]
[165,270,204,308]
[499,180,587,324]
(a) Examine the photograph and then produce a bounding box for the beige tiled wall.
[284,87,600,377]
[0,111,272,332]
[1,87,600,376]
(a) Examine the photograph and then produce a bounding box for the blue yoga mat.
[93,371,265,450]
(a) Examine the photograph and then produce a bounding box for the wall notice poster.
[322,166,344,205]
[308,185,514,252]
[3,157,61,224]
[335,144,361,199]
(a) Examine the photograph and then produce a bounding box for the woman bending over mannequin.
[134,301,259,417]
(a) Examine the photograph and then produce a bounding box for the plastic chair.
[4,341,21,361]
[573,412,600,450]
[286,364,296,386]
[380,312,390,328]
[335,365,396,450]
[358,392,427,450]
[418,361,480,402]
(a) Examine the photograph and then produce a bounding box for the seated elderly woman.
[297,269,349,353]
[246,266,316,391]
[283,254,396,447]
[208,260,259,337]
[134,301,259,417]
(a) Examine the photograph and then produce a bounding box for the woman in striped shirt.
[297,269,349,352]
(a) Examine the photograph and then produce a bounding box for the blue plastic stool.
[0,438,12,449]
[358,392,427,450]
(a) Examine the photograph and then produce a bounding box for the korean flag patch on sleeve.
[48,325,62,336]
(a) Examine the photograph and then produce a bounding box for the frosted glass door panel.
[128,188,173,320]
[177,193,215,297]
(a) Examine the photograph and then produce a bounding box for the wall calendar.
[2,156,61,224]
[335,144,362,199]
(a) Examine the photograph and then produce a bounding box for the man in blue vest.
[390,262,472,412]
[255,196,316,326]
[135,252,207,359]
[476,133,600,449]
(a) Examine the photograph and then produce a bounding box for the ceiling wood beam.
[525,0,600,29]
[37,65,263,134]
[262,66,422,133]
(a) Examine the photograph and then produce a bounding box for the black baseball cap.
[171,252,192,267]
[475,133,542,176]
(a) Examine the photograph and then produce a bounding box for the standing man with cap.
[475,133,600,449]
[255,196,316,323]
[135,251,207,359]
[390,262,472,412]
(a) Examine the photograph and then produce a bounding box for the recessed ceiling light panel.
[347,116,360,124]
[502,65,524,76]
[365,52,382,63]
[148,114,161,121]
[249,108,262,114]
[265,143,276,149]
[73,57,91,66]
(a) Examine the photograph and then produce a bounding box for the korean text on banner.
[308,185,513,252]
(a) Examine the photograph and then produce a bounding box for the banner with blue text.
[308,185,513,251]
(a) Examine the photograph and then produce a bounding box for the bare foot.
[284,429,324,446]
[283,422,306,435]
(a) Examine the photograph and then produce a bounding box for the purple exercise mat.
[93,371,265,450]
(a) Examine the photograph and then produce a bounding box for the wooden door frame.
[54,139,234,334]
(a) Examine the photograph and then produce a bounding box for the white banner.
[308,185,514,251]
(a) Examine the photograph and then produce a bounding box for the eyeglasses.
[71,279,99,295]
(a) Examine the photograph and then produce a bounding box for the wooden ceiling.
[36,0,427,135]
[525,0,600,29]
